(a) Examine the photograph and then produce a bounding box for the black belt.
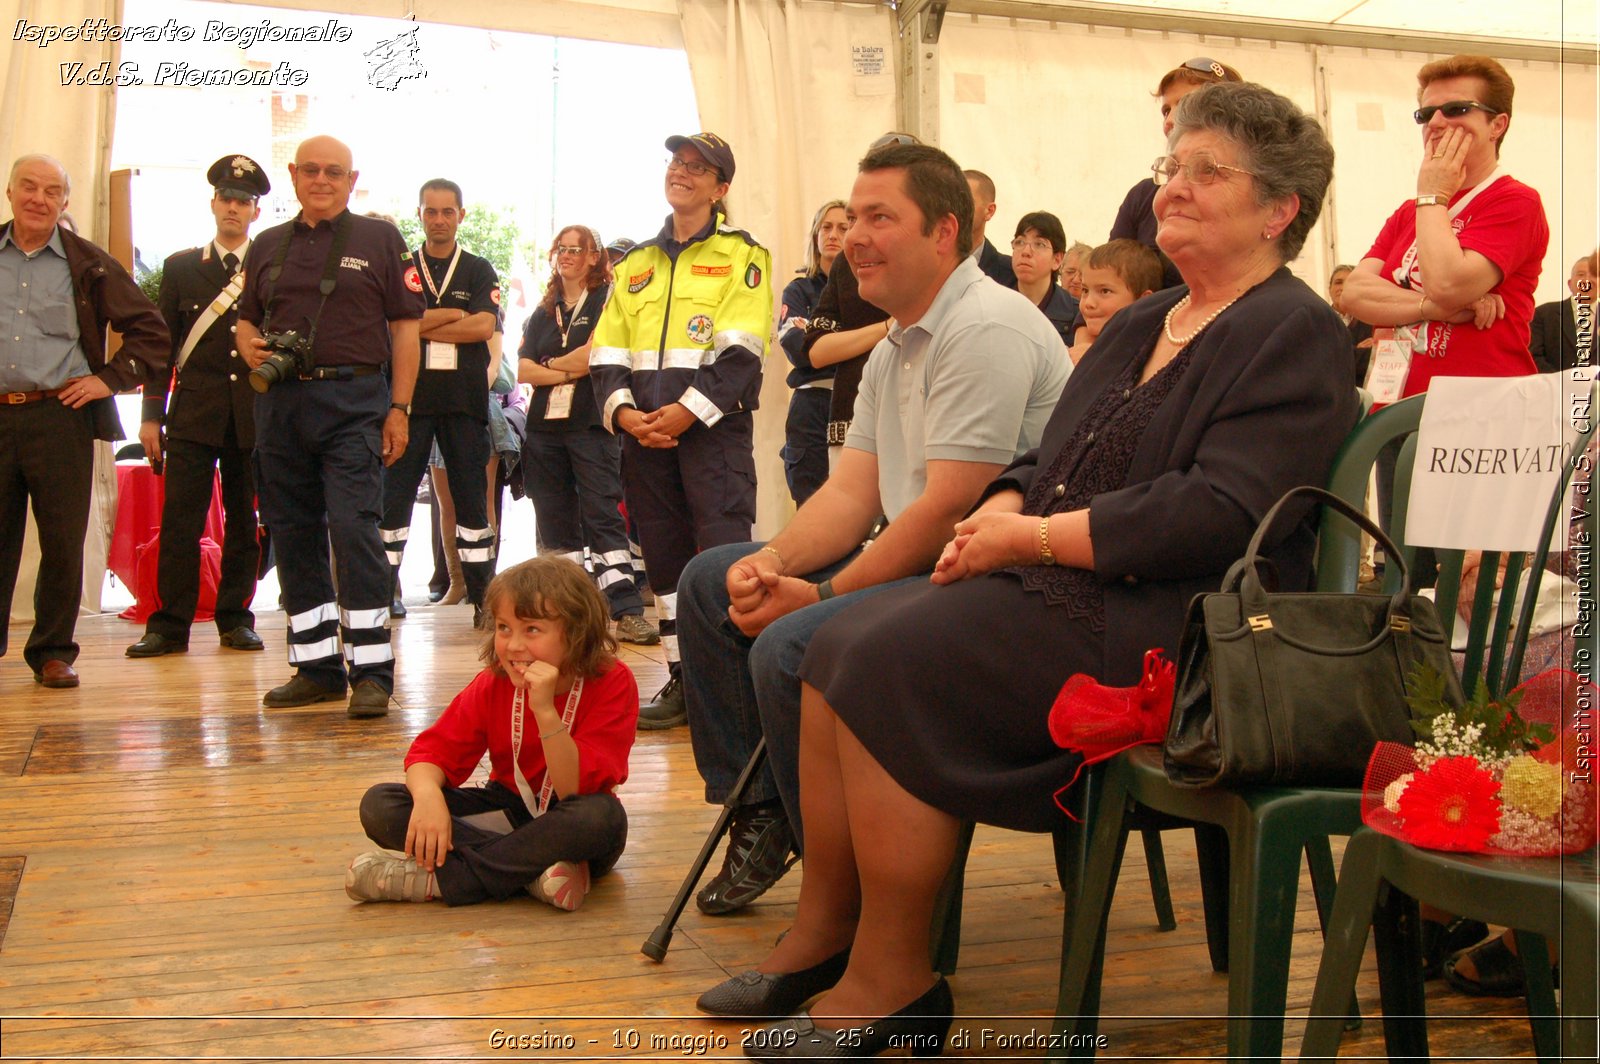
[2,389,62,406]
[299,365,382,381]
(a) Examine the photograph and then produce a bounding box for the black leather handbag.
[1163,486,1462,788]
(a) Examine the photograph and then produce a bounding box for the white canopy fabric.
[2,0,1595,627]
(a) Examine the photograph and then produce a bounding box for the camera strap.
[259,211,354,364]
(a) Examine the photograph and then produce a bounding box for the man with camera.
[1,153,169,689]
[236,135,424,717]
[127,155,271,661]
[377,178,500,624]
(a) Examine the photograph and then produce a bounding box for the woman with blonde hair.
[778,199,848,505]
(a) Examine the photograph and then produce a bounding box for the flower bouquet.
[1361,665,1598,856]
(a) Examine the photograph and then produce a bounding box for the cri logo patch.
[403,265,423,293]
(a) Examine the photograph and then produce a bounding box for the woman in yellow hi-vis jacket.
[589,132,773,728]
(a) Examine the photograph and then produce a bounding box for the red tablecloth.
[110,462,226,614]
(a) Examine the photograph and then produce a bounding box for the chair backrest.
[1314,394,1425,593]
[1398,394,1596,700]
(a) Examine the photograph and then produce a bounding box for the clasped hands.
[618,403,696,448]
[725,551,817,636]
[932,511,1042,585]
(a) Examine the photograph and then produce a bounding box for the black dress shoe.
[35,660,80,689]
[698,800,798,915]
[389,598,407,618]
[219,626,265,652]
[638,675,687,730]
[697,947,850,1017]
[126,632,189,658]
[427,589,445,603]
[262,674,346,708]
[743,977,953,1060]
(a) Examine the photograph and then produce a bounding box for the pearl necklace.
[1163,293,1243,347]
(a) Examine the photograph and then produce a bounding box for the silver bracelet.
[539,723,568,740]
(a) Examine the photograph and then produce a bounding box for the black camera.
[248,329,313,393]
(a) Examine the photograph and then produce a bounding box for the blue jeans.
[678,540,923,847]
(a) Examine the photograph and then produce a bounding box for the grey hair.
[1166,82,1333,262]
[8,154,71,197]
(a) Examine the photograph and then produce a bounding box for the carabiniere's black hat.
[207,154,270,202]
[664,132,735,183]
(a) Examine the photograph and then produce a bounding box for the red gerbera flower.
[1396,756,1502,852]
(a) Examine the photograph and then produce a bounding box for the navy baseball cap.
[664,132,735,183]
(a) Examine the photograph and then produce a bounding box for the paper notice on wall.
[1405,372,1589,551]
[852,44,892,96]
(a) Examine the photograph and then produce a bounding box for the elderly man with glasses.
[236,135,425,718]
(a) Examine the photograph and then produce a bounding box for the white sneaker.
[345,849,437,902]
[529,860,590,911]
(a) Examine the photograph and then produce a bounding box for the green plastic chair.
[1300,837,1597,1061]
[1300,402,1597,1061]
[930,774,1186,976]
[1052,395,1428,1062]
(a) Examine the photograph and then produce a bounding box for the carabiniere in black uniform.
[130,155,270,657]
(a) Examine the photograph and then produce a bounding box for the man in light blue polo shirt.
[675,142,1070,915]
[0,153,168,688]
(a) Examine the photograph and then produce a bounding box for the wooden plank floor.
[0,606,1544,1061]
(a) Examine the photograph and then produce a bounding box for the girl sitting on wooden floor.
[346,557,639,909]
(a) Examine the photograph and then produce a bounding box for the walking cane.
[641,738,768,961]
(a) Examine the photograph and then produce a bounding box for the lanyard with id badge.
[458,678,585,837]
[545,290,591,420]
[1362,170,1505,405]
[418,245,462,371]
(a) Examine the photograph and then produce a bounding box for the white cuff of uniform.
[680,386,722,427]
[602,389,636,434]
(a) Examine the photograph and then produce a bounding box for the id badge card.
[545,382,575,420]
[426,341,458,371]
[1364,326,1414,405]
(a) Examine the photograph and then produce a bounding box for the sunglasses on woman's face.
[1413,100,1500,124]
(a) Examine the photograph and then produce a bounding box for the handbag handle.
[1231,485,1413,620]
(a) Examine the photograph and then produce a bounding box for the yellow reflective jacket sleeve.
[588,219,773,432]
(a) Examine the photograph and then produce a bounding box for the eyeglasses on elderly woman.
[1151,153,1258,187]
[1412,100,1501,124]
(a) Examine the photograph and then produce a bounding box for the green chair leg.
[1139,829,1177,932]
[929,821,976,976]
[1370,882,1429,1061]
[1194,823,1231,972]
[1300,832,1385,1056]
[1223,809,1310,1063]
[1519,931,1559,1061]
